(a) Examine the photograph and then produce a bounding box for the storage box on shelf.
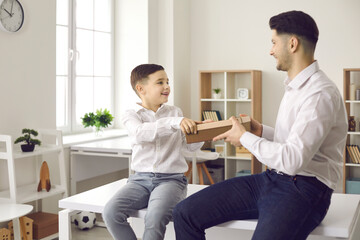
[199,70,262,179]
[343,68,360,193]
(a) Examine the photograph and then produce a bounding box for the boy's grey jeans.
[103,172,188,240]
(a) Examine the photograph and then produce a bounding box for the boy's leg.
[142,174,187,240]
[173,173,266,240]
[253,172,333,240]
[102,174,151,240]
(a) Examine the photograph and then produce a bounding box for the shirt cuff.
[171,117,184,130]
[240,131,260,150]
[262,124,274,141]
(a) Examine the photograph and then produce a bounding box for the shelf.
[0,184,66,204]
[346,163,360,167]
[199,70,262,179]
[226,99,252,102]
[226,153,252,160]
[201,98,252,102]
[12,144,62,159]
[343,68,360,193]
[348,132,360,135]
[0,130,68,206]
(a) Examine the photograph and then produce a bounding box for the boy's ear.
[135,83,144,95]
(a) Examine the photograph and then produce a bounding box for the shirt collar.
[284,61,319,90]
[133,102,166,113]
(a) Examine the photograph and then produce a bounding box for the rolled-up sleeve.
[122,110,183,143]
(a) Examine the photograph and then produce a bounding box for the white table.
[0,203,33,240]
[59,179,360,240]
[70,137,132,195]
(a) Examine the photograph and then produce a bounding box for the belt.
[270,168,289,176]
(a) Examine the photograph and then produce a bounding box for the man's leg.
[253,171,333,240]
[142,174,187,240]
[173,173,266,240]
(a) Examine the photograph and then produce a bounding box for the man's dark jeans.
[173,169,333,240]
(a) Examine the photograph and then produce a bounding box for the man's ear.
[289,36,299,53]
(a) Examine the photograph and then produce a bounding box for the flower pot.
[93,126,104,136]
[213,93,221,99]
[21,144,35,152]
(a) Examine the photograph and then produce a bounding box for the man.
[173,10,348,240]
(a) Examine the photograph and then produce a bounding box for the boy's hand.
[181,118,198,134]
[239,114,262,137]
[213,116,246,146]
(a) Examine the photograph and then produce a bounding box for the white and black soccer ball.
[74,211,96,230]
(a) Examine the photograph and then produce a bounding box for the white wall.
[114,0,149,128]
[0,0,56,192]
[189,0,360,127]
[0,0,56,136]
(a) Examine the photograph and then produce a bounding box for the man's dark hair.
[130,64,164,94]
[269,10,319,51]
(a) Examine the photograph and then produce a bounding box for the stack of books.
[202,110,222,121]
[347,145,360,164]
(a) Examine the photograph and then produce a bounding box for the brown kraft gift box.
[26,212,58,240]
[185,116,251,143]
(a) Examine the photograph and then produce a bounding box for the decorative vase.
[93,126,104,136]
[21,144,35,152]
[349,116,356,132]
[213,93,221,99]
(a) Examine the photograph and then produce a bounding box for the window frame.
[56,0,115,134]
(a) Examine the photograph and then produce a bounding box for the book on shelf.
[354,145,360,164]
[347,145,360,164]
[202,110,222,122]
[347,145,355,164]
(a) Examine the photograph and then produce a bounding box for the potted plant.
[14,128,42,152]
[213,88,221,99]
[81,108,114,135]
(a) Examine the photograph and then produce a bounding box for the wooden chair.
[183,150,219,185]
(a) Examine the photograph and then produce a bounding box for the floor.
[71,223,113,240]
[69,222,142,240]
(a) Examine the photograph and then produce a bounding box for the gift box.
[26,212,58,240]
[186,116,251,143]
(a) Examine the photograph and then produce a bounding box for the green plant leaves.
[14,128,41,146]
[81,108,114,131]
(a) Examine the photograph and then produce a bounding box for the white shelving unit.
[199,70,262,180]
[0,129,68,205]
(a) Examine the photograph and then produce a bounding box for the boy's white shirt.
[122,103,204,173]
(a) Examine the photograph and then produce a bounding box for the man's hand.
[213,116,246,146]
[239,114,262,137]
[181,118,198,134]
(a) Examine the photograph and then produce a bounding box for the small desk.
[70,137,132,195]
[0,203,33,240]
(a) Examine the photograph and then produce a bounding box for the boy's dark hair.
[269,10,319,52]
[130,64,164,94]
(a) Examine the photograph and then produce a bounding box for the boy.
[103,64,204,240]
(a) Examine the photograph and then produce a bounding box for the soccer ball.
[74,211,96,230]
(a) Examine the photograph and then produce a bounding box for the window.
[56,0,114,133]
